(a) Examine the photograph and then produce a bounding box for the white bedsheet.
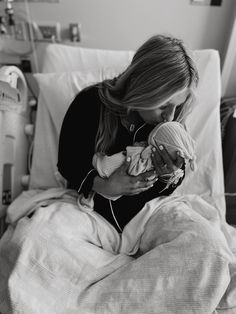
[0,190,236,314]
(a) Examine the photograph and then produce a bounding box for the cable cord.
[133,123,146,144]
[109,200,122,233]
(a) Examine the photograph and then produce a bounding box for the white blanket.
[0,191,236,314]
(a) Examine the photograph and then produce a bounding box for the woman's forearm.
[92,175,107,194]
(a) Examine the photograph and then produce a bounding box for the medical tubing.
[132,123,147,144]
[77,169,97,195]
[109,200,122,233]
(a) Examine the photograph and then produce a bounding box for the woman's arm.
[92,142,185,199]
[57,86,100,196]
[92,157,158,197]
[58,86,158,199]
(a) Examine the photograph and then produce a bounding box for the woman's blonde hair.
[96,34,199,153]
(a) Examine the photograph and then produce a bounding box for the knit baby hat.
[148,121,197,171]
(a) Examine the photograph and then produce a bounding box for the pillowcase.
[29,49,225,215]
[38,43,134,73]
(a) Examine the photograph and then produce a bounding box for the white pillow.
[30,49,225,215]
[29,68,122,189]
[39,43,134,73]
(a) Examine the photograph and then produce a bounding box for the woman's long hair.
[96,34,199,153]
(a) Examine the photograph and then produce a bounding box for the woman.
[57,34,199,232]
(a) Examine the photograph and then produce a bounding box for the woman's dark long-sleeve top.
[57,84,185,232]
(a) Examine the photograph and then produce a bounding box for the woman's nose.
[164,107,176,121]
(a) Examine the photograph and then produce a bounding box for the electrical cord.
[109,200,122,233]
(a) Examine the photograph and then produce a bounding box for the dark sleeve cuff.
[78,169,99,198]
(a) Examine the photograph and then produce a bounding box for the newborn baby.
[76,121,197,208]
[93,121,196,189]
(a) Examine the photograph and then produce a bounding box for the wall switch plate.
[34,22,61,41]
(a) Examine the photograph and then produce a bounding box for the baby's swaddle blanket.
[93,121,196,178]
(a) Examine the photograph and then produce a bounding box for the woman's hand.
[151,144,184,176]
[93,158,158,197]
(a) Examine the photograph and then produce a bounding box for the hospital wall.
[13,0,236,53]
[0,0,236,96]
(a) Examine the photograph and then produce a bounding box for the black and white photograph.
[0,1,236,313]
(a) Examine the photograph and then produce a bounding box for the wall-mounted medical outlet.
[33,22,61,41]
[191,0,222,5]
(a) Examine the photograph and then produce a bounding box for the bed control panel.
[0,66,30,217]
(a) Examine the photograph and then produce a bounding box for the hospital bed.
[0,43,236,313]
